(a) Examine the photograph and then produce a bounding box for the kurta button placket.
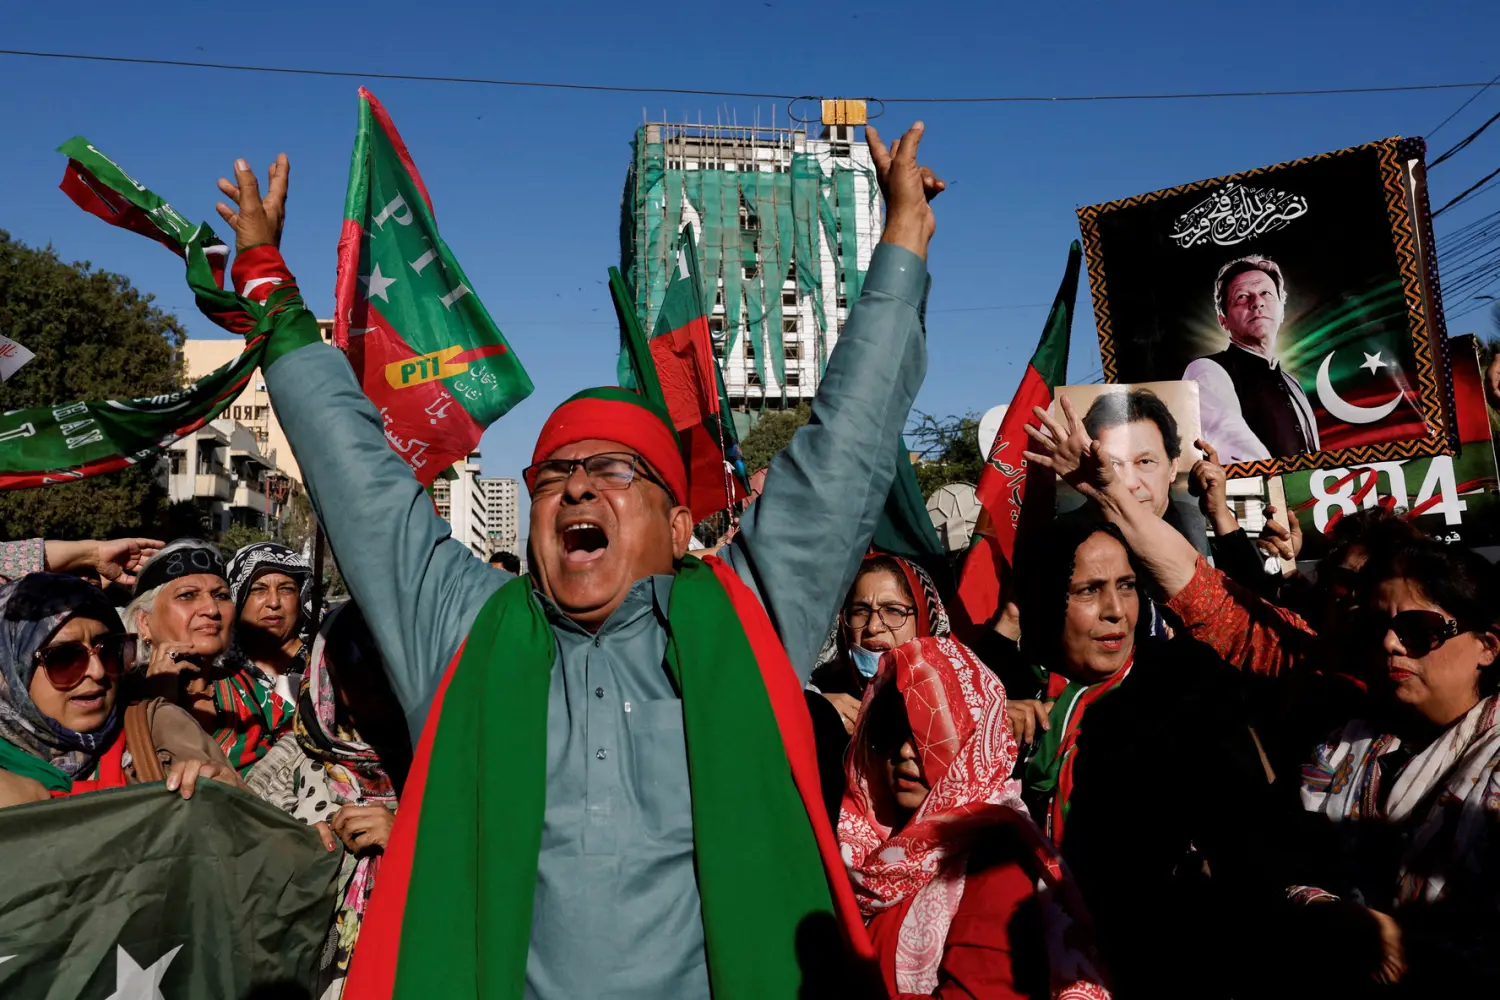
[596,748,607,760]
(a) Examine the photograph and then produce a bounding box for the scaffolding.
[619,107,881,413]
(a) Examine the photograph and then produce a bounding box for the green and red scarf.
[1024,655,1134,845]
[344,555,871,999]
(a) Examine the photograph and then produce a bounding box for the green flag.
[0,783,337,997]
[334,88,534,486]
[0,140,284,490]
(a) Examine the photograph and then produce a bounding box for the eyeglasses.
[1373,610,1467,658]
[522,452,673,502]
[33,633,135,691]
[842,604,916,632]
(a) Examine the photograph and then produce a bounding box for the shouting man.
[212,122,942,999]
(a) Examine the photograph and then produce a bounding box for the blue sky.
[2,0,1498,539]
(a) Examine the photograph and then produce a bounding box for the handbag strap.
[123,701,165,783]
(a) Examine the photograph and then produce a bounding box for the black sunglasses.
[1373,610,1468,658]
[34,633,135,691]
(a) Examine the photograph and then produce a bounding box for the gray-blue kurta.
[263,243,929,999]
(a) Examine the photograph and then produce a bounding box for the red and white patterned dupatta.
[838,636,1110,999]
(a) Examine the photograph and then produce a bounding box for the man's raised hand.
[216,154,290,251]
[866,122,945,259]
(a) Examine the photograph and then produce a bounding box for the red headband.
[532,389,689,505]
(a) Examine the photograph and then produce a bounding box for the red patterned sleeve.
[1165,556,1317,678]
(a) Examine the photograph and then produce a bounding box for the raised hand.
[1189,439,1238,536]
[216,154,290,251]
[95,537,165,586]
[1257,504,1304,566]
[866,123,945,259]
[1022,396,1115,501]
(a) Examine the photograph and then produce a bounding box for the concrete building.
[620,100,882,420]
[431,452,488,559]
[181,322,337,487]
[165,419,280,535]
[480,477,520,556]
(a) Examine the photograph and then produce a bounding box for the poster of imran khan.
[1077,137,1453,479]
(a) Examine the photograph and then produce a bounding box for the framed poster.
[1280,335,1500,554]
[1078,137,1452,479]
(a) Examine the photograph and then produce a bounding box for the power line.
[1429,109,1500,168]
[1,49,1498,105]
[1434,165,1500,217]
[1428,70,1500,139]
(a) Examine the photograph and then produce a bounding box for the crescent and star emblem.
[1316,349,1403,424]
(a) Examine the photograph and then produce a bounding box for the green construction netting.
[620,131,875,396]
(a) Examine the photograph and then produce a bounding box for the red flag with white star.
[334,88,533,485]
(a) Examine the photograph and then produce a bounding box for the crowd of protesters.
[0,117,1496,1000]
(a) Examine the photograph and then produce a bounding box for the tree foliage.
[0,230,186,539]
[907,411,984,499]
[218,525,274,561]
[740,405,811,473]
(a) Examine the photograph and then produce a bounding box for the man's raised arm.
[214,157,502,739]
[722,122,943,680]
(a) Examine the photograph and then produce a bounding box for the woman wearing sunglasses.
[0,573,239,807]
[1028,405,1500,995]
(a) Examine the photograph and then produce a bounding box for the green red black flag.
[334,88,533,486]
[953,241,1081,635]
[613,225,748,521]
[0,140,281,490]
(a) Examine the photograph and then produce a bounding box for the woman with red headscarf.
[839,636,1111,1000]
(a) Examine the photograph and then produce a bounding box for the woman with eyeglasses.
[0,573,239,807]
[838,635,1111,1000]
[1028,401,1500,995]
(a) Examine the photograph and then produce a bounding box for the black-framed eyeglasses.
[34,633,135,691]
[1373,609,1468,658]
[522,452,672,501]
[842,604,916,632]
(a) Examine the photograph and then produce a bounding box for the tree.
[0,230,185,539]
[739,405,811,473]
[907,411,985,498]
[218,525,274,561]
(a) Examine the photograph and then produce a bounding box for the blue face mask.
[850,645,884,679]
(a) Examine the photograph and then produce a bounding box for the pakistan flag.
[0,783,337,998]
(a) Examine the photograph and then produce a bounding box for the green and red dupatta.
[344,556,871,999]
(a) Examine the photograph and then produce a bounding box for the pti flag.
[0,141,275,490]
[334,88,533,486]
[616,226,749,521]
[0,782,338,998]
[953,242,1081,635]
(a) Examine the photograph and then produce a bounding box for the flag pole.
[311,523,326,627]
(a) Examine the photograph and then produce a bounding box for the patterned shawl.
[838,636,1110,999]
[293,602,399,995]
[0,574,123,779]
[1300,693,1500,906]
[227,541,313,635]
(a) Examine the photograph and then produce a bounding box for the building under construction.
[619,100,882,422]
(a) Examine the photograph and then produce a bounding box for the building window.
[739,203,760,230]
[782,318,798,334]
[782,289,797,308]
[255,405,269,421]
[708,316,725,339]
[747,371,762,387]
[743,262,760,279]
[784,343,801,360]
[744,339,756,359]
[837,296,848,311]
[169,453,184,475]
[785,372,802,387]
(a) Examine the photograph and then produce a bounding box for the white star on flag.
[1360,351,1388,374]
[361,263,397,302]
[104,944,182,1000]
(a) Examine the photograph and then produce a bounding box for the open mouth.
[69,690,105,711]
[894,771,924,789]
[561,521,609,565]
